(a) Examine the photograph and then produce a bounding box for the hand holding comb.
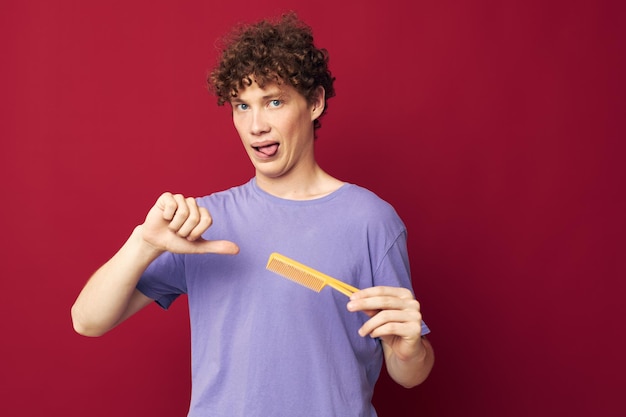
[266,252,359,297]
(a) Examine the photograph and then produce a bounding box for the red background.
[2,1,624,416]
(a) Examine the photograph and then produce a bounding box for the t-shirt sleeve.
[136,251,187,310]
[374,230,431,336]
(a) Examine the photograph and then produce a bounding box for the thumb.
[186,238,240,255]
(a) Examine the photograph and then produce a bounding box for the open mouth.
[253,142,279,157]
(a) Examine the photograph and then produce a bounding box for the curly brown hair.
[208,13,336,131]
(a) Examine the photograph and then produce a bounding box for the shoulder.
[196,179,256,206]
[342,183,387,203]
[335,184,406,233]
[341,184,400,216]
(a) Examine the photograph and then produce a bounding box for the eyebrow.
[231,88,289,104]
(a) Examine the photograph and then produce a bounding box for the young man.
[71,13,434,417]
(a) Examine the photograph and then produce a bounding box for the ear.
[310,86,326,121]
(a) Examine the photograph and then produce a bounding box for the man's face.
[230,80,324,182]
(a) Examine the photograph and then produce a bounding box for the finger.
[186,207,213,241]
[186,239,240,255]
[348,295,420,314]
[365,321,422,341]
[156,192,177,221]
[358,310,422,338]
[350,286,414,301]
[168,194,191,231]
[176,197,203,238]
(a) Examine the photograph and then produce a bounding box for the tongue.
[258,144,279,157]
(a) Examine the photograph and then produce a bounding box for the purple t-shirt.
[138,178,429,417]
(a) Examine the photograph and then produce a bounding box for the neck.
[255,164,344,200]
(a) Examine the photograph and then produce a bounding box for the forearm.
[71,226,161,337]
[384,337,434,388]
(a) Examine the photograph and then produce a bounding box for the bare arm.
[383,335,434,388]
[71,193,239,337]
[347,286,434,388]
[71,227,162,337]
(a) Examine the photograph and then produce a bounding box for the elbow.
[396,366,432,389]
[396,365,435,389]
[71,305,108,337]
[399,366,433,389]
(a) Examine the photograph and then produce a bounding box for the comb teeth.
[266,256,326,292]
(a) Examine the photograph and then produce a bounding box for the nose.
[250,108,270,136]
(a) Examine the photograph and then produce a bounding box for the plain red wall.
[2,1,624,416]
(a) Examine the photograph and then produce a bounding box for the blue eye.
[237,103,249,111]
[270,100,281,107]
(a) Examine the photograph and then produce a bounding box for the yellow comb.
[266,252,359,297]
